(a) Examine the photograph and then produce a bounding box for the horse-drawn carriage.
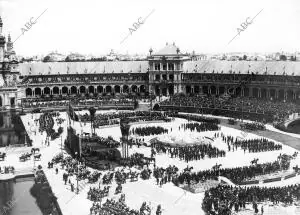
[130,171,140,182]
[19,152,32,161]
[87,186,111,201]
[0,152,6,161]
[88,171,102,183]
[102,172,114,184]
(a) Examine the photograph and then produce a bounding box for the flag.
[68,103,78,121]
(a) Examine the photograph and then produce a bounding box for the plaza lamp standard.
[75,151,79,194]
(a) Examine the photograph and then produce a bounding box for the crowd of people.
[161,95,300,123]
[79,111,170,128]
[90,194,162,215]
[180,122,220,133]
[82,136,120,148]
[170,113,220,124]
[151,140,226,162]
[173,154,292,185]
[131,126,168,136]
[240,122,266,131]
[153,165,179,187]
[218,132,283,153]
[0,166,15,174]
[119,153,155,168]
[234,138,282,153]
[22,98,135,109]
[202,184,300,215]
[49,152,164,215]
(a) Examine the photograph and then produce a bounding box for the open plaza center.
[1,110,300,215]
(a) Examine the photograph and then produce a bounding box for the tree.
[42,56,51,62]
[280,55,287,61]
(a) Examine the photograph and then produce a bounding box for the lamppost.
[61,135,63,159]
[150,88,153,117]
[75,151,79,194]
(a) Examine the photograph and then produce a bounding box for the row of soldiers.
[202,184,300,214]
[152,141,226,162]
[174,159,284,185]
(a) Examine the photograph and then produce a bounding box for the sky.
[0,0,299,56]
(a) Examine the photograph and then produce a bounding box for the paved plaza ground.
[1,111,300,215]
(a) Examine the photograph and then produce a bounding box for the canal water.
[0,111,60,215]
[0,178,43,215]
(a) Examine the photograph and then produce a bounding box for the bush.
[58,127,63,134]
[140,169,152,180]
[228,118,237,125]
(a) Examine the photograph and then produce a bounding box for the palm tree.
[89,107,96,135]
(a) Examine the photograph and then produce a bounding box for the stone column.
[284,90,287,101]
[199,86,203,94]
[258,88,261,98]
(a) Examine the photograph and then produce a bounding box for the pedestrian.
[71,183,74,192]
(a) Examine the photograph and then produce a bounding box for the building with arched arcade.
[2,12,300,109]
[19,43,300,103]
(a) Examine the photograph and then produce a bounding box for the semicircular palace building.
[1,17,300,108]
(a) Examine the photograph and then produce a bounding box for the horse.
[130,172,140,182]
[212,164,222,171]
[31,148,40,154]
[34,154,42,161]
[251,158,259,165]
[292,151,298,158]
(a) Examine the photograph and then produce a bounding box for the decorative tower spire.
[7,33,13,52]
[0,16,3,34]
[0,16,5,62]
[149,47,153,56]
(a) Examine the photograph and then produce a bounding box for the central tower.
[147,42,189,97]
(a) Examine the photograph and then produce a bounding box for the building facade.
[20,43,300,103]
[0,17,22,108]
[2,16,300,109]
